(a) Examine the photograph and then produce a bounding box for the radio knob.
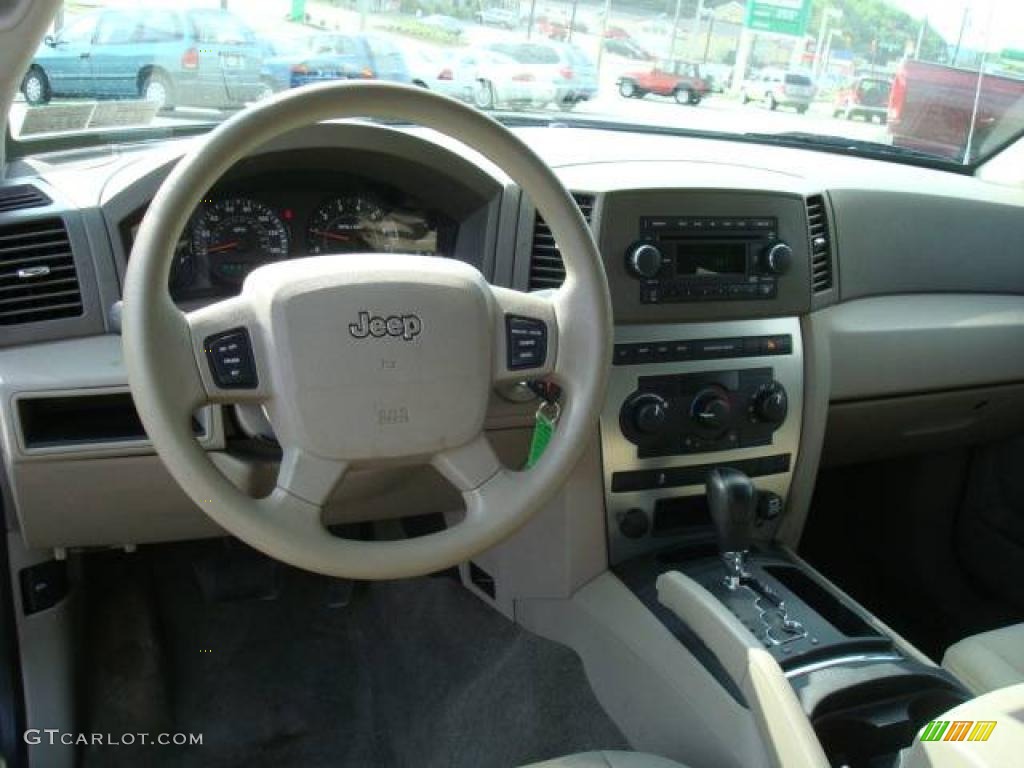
[752,382,788,426]
[627,243,664,279]
[691,388,731,431]
[762,242,793,275]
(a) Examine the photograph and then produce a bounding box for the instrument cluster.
[124,174,456,301]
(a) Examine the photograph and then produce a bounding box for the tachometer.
[305,196,396,255]
[192,197,290,285]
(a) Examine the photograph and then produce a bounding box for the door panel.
[45,14,98,95]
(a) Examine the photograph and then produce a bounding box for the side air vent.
[528,193,595,290]
[0,218,82,326]
[806,195,833,294]
[0,184,51,214]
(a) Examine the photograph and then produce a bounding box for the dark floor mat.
[800,451,1022,661]
[81,544,627,768]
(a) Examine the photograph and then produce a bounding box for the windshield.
[9,0,1024,167]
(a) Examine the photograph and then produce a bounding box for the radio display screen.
[673,242,747,276]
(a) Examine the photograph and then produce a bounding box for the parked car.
[833,74,892,123]
[604,26,631,40]
[888,59,1024,162]
[402,46,474,102]
[536,16,569,41]
[421,15,465,38]
[458,49,557,110]
[21,8,264,110]
[261,33,410,92]
[740,69,815,112]
[550,42,599,110]
[618,60,711,105]
[603,38,654,61]
[475,7,518,30]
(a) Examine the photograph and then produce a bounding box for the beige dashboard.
[2,122,1024,554]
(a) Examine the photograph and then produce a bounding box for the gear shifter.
[706,467,758,589]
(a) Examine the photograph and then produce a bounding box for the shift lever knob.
[706,467,757,555]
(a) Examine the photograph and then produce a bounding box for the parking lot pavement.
[573,90,889,145]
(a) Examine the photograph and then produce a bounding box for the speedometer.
[192,197,290,285]
[306,196,396,255]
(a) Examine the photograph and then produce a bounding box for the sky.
[887,0,1024,52]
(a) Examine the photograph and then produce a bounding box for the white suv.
[741,69,815,113]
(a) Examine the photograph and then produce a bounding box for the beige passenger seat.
[942,624,1024,695]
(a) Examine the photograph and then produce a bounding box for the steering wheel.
[123,82,612,580]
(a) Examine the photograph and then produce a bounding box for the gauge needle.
[310,229,352,242]
[207,240,241,253]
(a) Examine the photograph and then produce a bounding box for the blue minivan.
[261,34,412,92]
[22,8,265,110]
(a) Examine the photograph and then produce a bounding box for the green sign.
[745,0,812,38]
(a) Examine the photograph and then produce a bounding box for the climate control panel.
[620,368,787,458]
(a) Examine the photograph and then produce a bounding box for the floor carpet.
[80,542,628,768]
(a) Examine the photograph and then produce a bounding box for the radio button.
[613,345,636,366]
[670,342,693,361]
[633,344,655,364]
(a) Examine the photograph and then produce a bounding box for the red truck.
[617,60,711,105]
[888,59,1024,162]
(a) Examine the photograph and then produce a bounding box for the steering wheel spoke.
[185,296,270,404]
[275,447,349,508]
[432,434,503,493]
[490,286,558,385]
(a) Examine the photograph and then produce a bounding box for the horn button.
[246,256,493,461]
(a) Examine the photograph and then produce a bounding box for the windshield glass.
[9,0,1024,167]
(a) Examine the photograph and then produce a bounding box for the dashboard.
[120,170,458,302]
[2,121,1024,558]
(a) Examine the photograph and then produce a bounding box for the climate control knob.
[752,382,788,426]
[690,388,731,431]
[761,242,793,276]
[633,394,670,435]
[626,243,664,279]
[621,393,670,439]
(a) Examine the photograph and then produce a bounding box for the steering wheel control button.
[506,316,548,371]
[205,328,257,389]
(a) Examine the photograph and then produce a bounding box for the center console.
[595,189,971,768]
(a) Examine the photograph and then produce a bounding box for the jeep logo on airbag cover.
[348,311,422,341]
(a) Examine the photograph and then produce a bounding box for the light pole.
[568,0,579,44]
[953,7,971,67]
[689,0,706,60]
[667,0,684,62]
[595,0,614,74]
[702,8,717,64]
[914,16,928,60]
[822,28,842,79]
[814,7,842,79]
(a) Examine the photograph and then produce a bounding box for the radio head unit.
[626,217,793,303]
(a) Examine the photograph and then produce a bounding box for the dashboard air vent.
[0,218,82,326]
[528,193,595,290]
[806,195,833,294]
[0,184,51,214]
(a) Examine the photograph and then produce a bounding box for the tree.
[806,0,948,66]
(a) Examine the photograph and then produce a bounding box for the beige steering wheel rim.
[123,82,612,580]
